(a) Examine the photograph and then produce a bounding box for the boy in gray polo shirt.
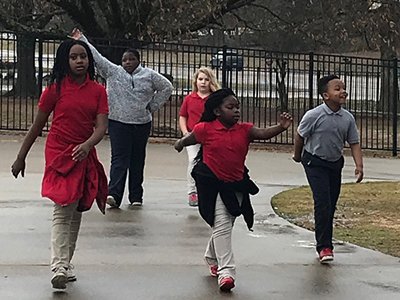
[293,75,364,263]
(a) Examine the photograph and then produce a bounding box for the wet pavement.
[1,135,400,299]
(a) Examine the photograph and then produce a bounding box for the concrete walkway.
[0,134,400,300]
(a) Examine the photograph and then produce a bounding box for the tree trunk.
[12,33,37,98]
[377,38,397,112]
[275,59,288,112]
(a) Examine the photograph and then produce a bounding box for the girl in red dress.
[11,39,108,290]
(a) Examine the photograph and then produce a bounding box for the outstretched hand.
[69,28,82,40]
[279,112,293,129]
[11,157,25,178]
[174,139,184,152]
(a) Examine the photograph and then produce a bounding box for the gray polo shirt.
[298,103,359,162]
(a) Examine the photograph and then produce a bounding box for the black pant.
[108,119,151,205]
[301,151,344,253]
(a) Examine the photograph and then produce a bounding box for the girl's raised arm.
[70,28,118,79]
[249,112,292,141]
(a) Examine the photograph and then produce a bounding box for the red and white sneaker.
[319,248,334,263]
[204,258,218,277]
[209,265,218,277]
[188,193,198,207]
[219,276,235,292]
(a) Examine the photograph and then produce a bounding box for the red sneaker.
[209,265,218,277]
[188,193,198,207]
[219,277,235,292]
[319,248,334,263]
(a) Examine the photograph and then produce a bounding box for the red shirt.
[39,75,109,144]
[179,92,208,132]
[193,119,253,182]
[38,75,109,210]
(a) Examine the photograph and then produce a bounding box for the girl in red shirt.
[179,67,220,206]
[175,88,292,292]
[11,39,108,290]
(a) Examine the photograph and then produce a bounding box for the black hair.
[194,88,236,164]
[318,75,340,97]
[123,48,140,61]
[199,88,236,122]
[49,39,95,95]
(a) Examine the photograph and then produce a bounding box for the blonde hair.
[191,67,221,93]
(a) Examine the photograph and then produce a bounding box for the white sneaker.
[130,201,143,207]
[67,264,76,282]
[51,267,68,289]
[106,195,118,208]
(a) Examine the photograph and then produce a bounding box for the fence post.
[37,38,43,97]
[37,38,43,136]
[222,45,227,88]
[308,52,314,109]
[392,58,398,156]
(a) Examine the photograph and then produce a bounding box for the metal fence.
[1,31,399,155]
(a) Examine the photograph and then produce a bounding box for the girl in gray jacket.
[71,28,173,208]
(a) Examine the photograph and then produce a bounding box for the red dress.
[38,75,109,213]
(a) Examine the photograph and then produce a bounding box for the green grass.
[271,181,400,257]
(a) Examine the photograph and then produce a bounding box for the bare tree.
[49,0,256,40]
[0,0,256,95]
[0,0,62,97]
[230,0,400,111]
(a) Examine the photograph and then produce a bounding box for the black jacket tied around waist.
[191,161,259,231]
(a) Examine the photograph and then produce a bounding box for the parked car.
[210,49,244,71]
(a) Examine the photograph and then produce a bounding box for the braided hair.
[199,88,236,122]
[49,39,95,95]
[194,88,236,164]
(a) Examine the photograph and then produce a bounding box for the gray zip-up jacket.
[80,35,173,124]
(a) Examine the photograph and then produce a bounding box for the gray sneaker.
[67,264,76,282]
[51,267,68,289]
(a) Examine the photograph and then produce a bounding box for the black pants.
[108,119,151,205]
[301,151,344,253]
